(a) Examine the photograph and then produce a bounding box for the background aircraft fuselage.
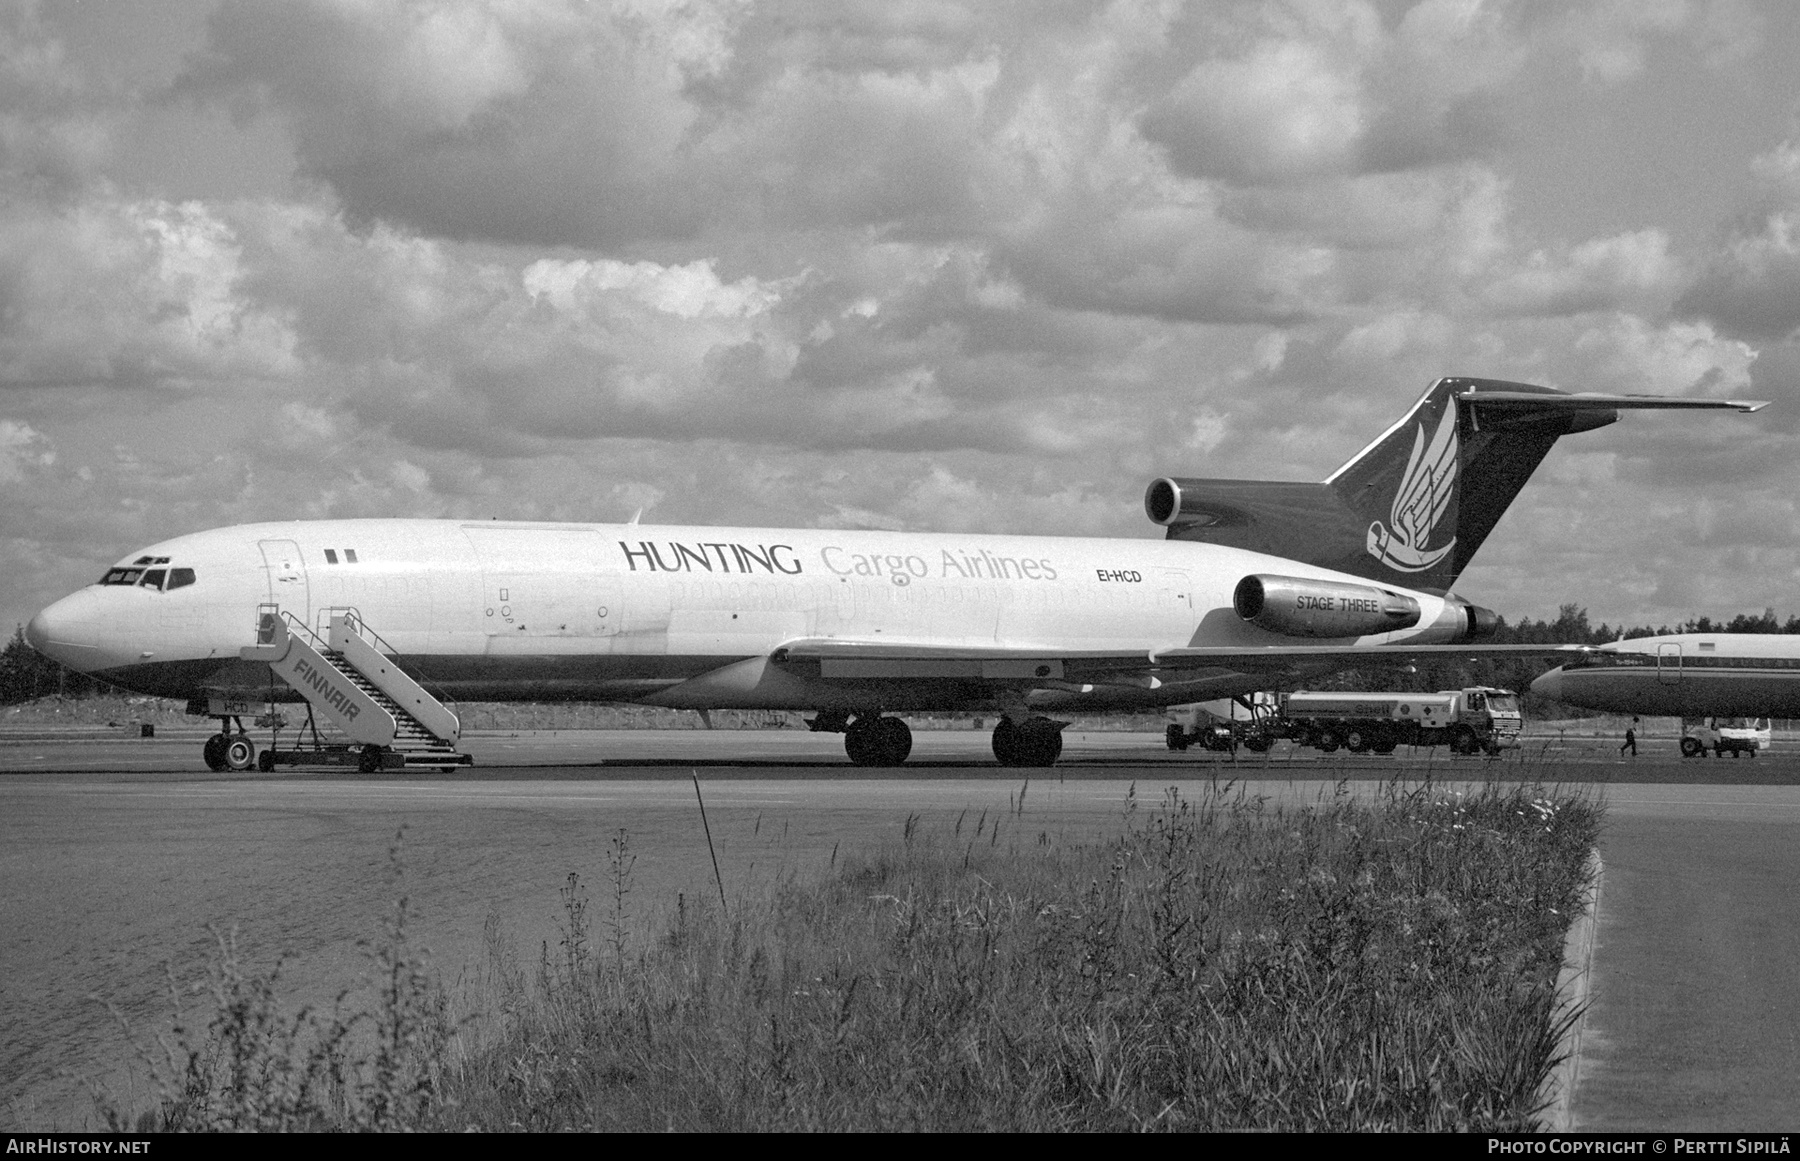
[1532,633,1800,718]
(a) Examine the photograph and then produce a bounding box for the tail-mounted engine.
[1145,477,1208,526]
[1234,574,1421,639]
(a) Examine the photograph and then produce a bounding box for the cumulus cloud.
[0,416,53,481]
[1139,0,1524,185]
[1679,141,1800,341]
[0,1,118,197]
[1483,229,1682,317]
[0,197,299,389]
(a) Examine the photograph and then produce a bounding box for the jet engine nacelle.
[1234,574,1422,639]
[1144,477,1203,526]
[1461,601,1500,641]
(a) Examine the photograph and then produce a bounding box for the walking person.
[1620,717,1638,759]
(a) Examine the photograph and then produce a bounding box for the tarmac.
[3,723,1798,1131]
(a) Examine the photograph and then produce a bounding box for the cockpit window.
[100,562,192,587]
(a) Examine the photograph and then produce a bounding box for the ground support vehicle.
[1255,687,1523,756]
[1679,716,1770,758]
[1165,693,1278,752]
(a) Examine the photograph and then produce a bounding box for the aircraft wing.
[771,639,1588,686]
[1458,390,1767,413]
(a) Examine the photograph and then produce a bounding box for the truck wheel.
[1450,727,1478,756]
[1314,729,1341,754]
[1680,737,1703,758]
[1371,732,1398,755]
[1165,724,1188,752]
[1344,728,1370,754]
[1244,735,1271,753]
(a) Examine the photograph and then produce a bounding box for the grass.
[90,834,452,1133]
[93,780,1600,1132]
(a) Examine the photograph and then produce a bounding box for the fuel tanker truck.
[1167,687,1522,756]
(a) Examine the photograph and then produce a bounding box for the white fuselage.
[29,518,1473,711]
[1532,633,1800,717]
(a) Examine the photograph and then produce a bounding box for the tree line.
[6,606,1798,711]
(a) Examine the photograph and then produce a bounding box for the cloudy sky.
[4,0,1799,638]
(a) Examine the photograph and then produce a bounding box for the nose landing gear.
[202,716,260,772]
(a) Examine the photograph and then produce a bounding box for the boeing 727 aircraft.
[26,378,1764,771]
[1531,633,1800,723]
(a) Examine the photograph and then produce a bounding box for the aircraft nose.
[24,589,108,672]
[1530,667,1564,701]
[24,608,51,653]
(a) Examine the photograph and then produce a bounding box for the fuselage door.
[257,539,310,624]
[1156,568,1194,641]
[1657,642,1682,685]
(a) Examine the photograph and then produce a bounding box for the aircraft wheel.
[993,717,1062,766]
[845,716,908,766]
[223,735,257,772]
[991,717,1022,765]
[257,749,275,773]
[358,745,383,773]
[1680,737,1703,758]
[873,716,913,765]
[203,733,228,772]
[1344,728,1371,754]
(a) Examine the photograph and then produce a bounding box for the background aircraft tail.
[1144,377,1763,592]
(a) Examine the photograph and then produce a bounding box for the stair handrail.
[255,604,333,654]
[324,606,461,714]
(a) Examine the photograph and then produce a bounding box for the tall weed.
[441,781,1599,1132]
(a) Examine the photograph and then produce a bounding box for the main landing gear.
[809,711,1066,767]
[809,711,914,766]
[843,715,913,766]
[991,715,1065,767]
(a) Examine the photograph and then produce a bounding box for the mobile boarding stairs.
[238,607,472,771]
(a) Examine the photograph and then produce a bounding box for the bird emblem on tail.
[1366,404,1458,572]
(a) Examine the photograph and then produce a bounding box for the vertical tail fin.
[1145,377,1764,591]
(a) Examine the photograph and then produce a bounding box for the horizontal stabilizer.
[1459,391,1767,412]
